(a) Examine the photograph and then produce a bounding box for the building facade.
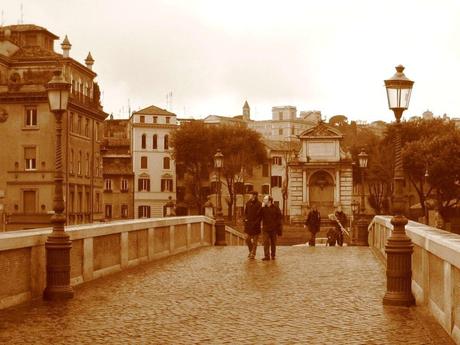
[0,24,107,230]
[131,105,177,218]
[102,118,134,220]
[289,122,353,222]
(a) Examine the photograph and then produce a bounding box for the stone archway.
[309,170,335,217]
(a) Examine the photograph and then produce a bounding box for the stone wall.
[369,216,460,345]
[0,216,244,310]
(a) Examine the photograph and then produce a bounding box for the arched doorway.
[309,170,335,217]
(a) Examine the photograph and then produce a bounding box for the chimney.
[85,52,94,70]
[61,35,71,58]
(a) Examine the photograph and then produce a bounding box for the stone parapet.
[369,216,460,345]
[0,216,246,310]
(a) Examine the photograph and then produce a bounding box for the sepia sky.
[2,0,460,122]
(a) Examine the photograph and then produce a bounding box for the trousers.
[262,231,277,258]
[245,234,259,256]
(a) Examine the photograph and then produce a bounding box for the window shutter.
[138,179,142,191]
[161,179,165,192]
[147,179,150,191]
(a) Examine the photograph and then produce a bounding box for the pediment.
[299,122,343,139]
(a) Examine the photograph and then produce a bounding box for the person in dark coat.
[244,191,262,259]
[334,206,347,247]
[259,195,282,260]
[305,205,321,246]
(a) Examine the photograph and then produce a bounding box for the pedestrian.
[334,206,348,247]
[244,191,262,259]
[259,195,282,260]
[304,204,321,246]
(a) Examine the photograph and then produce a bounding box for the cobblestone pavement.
[0,246,454,345]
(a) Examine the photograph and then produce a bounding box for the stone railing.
[225,225,246,245]
[0,216,217,310]
[369,215,460,344]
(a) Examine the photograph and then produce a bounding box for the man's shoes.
[271,256,276,260]
[262,257,270,261]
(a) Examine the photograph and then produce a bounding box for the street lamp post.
[213,149,226,246]
[43,69,74,300]
[354,149,369,246]
[383,65,415,306]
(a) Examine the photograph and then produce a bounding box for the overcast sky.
[3,0,460,122]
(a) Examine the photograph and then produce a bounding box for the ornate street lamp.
[358,148,369,213]
[383,65,415,306]
[43,69,73,300]
[213,149,226,245]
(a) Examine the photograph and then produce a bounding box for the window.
[78,116,82,134]
[262,164,269,177]
[271,176,282,188]
[77,151,82,175]
[85,119,89,137]
[291,127,295,135]
[246,166,253,176]
[70,191,75,213]
[141,134,147,149]
[95,122,100,141]
[78,192,82,212]
[272,156,282,165]
[152,135,158,149]
[141,156,148,169]
[95,155,100,177]
[153,116,158,124]
[121,178,129,192]
[69,112,74,132]
[138,178,150,191]
[25,108,37,127]
[23,190,36,213]
[85,153,90,176]
[86,192,90,212]
[121,204,129,218]
[262,185,270,195]
[95,193,100,212]
[104,179,112,191]
[105,204,112,219]
[279,128,283,135]
[163,157,170,169]
[139,115,145,123]
[244,184,254,193]
[70,149,74,174]
[24,147,36,170]
[161,178,173,192]
[166,117,170,124]
[138,205,151,218]
[279,111,283,120]
[164,135,169,150]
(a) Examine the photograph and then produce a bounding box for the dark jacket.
[259,204,282,235]
[244,199,262,235]
[305,210,321,233]
[335,211,347,229]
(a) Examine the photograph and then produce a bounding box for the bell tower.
[243,100,250,121]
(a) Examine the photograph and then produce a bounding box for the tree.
[170,121,214,213]
[212,124,267,221]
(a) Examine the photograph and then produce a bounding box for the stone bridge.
[0,216,458,344]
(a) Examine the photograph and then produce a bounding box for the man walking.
[305,204,321,246]
[244,191,262,259]
[259,195,282,260]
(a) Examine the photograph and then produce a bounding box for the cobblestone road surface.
[0,246,454,345]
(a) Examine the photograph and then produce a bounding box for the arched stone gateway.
[287,121,353,223]
[309,170,335,217]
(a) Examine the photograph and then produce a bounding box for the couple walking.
[244,191,282,260]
